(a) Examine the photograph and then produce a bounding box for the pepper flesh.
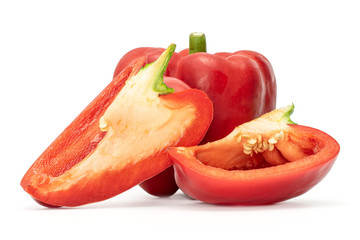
[21,44,213,207]
[168,105,340,204]
[138,77,191,197]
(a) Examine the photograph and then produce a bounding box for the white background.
[1,0,359,239]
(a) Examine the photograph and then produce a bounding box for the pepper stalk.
[189,32,207,54]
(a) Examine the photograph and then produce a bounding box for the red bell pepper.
[168,105,340,204]
[21,44,213,207]
[175,33,276,143]
[114,33,276,197]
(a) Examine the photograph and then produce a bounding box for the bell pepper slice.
[169,105,340,204]
[21,44,213,207]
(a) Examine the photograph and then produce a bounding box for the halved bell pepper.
[20,44,213,207]
[169,105,340,204]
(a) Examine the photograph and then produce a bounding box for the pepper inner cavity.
[195,130,317,171]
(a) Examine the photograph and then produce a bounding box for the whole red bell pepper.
[114,33,277,197]
[175,33,277,143]
[21,44,213,207]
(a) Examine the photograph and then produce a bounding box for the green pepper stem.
[152,44,176,94]
[189,32,207,54]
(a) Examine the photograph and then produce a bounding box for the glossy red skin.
[139,166,177,197]
[114,47,183,77]
[113,46,276,196]
[114,47,276,143]
[169,125,340,205]
[175,50,276,143]
[21,58,213,207]
[139,77,191,197]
